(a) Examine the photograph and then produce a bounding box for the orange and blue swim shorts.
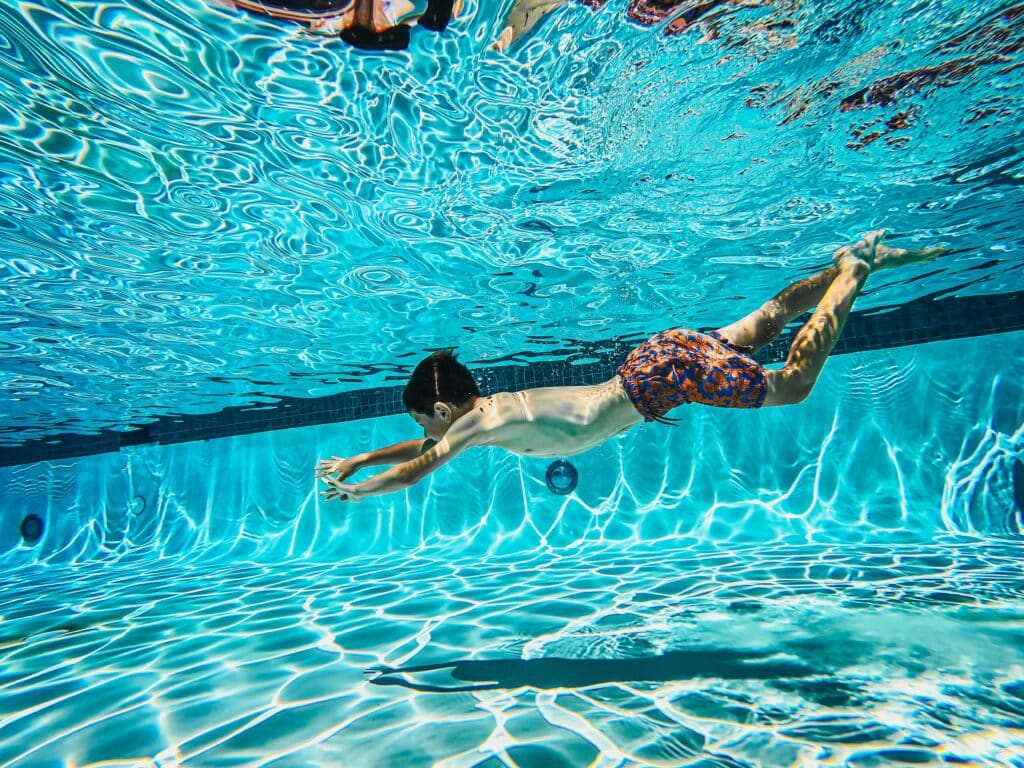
[617,329,767,424]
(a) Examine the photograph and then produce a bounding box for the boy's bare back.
[459,377,642,459]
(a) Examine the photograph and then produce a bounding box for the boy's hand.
[320,477,364,503]
[315,456,360,482]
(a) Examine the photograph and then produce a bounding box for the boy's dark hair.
[402,349,480,415]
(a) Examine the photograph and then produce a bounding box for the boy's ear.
[434,402,452,422]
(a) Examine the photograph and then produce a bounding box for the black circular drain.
[20,514,44,544]
[545,460,579,495]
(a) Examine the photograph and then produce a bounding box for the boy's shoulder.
[449,392,521,442]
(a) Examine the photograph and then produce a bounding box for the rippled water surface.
[1,0,1023,442]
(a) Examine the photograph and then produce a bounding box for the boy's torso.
[474,376,643,458]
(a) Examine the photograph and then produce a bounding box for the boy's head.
[402,349,480,439]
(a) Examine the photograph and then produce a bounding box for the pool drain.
[20,514,44,544]
[545,460,578,495]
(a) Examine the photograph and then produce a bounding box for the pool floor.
[2,538,1023,767]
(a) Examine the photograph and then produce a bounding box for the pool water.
[2,540,1023,766]
[3,336,1024,765]
[1,0,1023,765]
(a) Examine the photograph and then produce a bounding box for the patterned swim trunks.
[617,329,767,424]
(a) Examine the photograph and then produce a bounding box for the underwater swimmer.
[317,232,943,502]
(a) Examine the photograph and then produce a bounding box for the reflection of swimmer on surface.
[765,4,1024,148]
[493,0,753,51]
[224,0,460,50]
[317,232,945,503]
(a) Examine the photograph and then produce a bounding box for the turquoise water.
[2,337,1023,765]
[2,0,1024,765]
[1,0,1022,440]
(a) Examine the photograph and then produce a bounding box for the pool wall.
[2,333,1022,567]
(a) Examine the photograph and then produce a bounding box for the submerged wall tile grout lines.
[2,289,1022,468]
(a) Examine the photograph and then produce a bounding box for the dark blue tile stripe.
[1,289,1021,468]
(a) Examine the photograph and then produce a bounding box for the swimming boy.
[317,231,943,502]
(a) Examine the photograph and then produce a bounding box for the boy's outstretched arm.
[320,416,483,503]
[315,438,436,481]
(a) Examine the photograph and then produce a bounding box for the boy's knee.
[788,382,813,403]
[778,372,814,404]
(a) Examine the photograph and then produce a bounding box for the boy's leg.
[716,236,945,351]
[762,232,879,407]
[715,266,840,351]
[764,233,946,405]
[760,229,946,407]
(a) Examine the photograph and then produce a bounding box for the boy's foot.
[832,229,885,273]
[871,241,946,272]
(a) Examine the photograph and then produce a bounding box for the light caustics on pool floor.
[1,539,1023,767]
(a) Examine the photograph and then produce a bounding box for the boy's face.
[410,404,450,441]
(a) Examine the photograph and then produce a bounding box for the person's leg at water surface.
[494,0,609,51]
